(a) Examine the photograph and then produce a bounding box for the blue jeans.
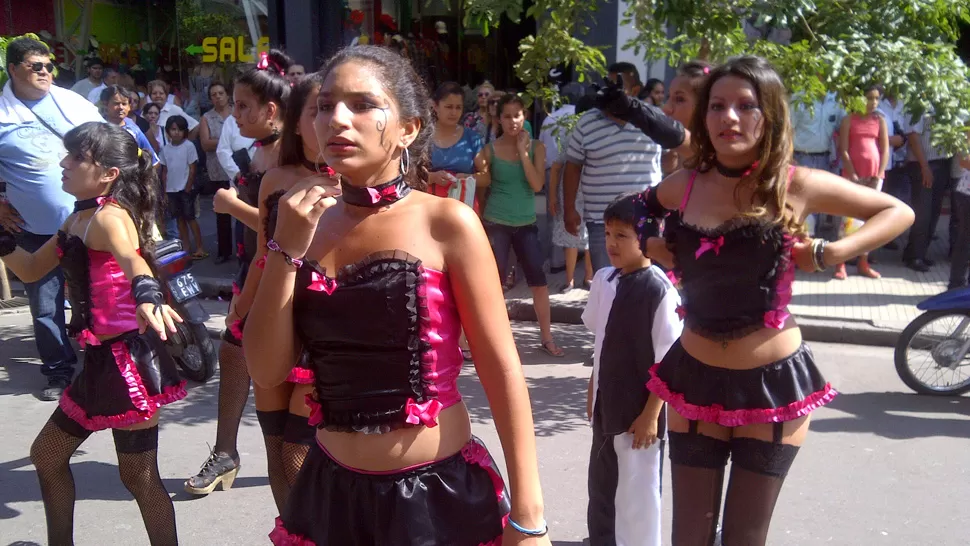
[483,221,547,287]
[586,222,609,273]
[16,231,77,381]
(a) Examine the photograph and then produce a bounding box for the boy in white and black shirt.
[583,192,682,546]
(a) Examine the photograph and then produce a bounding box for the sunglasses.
[478,91,491,98]
[23,61,55,74]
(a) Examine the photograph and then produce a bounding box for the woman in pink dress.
[835,85,890,279]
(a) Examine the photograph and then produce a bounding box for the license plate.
[168,272,201,303]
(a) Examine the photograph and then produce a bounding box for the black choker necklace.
[74,196,112,212]
[254,131,280,148]
[714,159,758,178]
[302,158,335,177]
[341,176,411,208]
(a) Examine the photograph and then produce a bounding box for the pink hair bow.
[366,184,400,204]
[76,329,102,348]
[405,398,443,427]
[256,51,284,76]
[695,235,724,259]
[307,270,338,295]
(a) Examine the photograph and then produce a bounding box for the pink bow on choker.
[366,184,400,204]
[307,271,338,295]
[695,235,725,259]
[405,398,443,427]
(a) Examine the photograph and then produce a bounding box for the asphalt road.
[0,315,967,545]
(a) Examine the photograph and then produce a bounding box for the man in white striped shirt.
[561,93,664,270]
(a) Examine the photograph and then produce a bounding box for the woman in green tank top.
[473,94,564,357]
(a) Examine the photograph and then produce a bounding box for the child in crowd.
[159,115,205,258]
[583,192,682,546]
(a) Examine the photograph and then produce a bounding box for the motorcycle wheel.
[171,320,217,383]
[894,310,970,396]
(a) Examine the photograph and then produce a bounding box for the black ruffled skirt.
[647,340,837,427]
[58,330,186,432]
[271,436,509,545]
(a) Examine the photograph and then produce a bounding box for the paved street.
[1,310,967,545]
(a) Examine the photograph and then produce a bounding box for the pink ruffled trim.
[286,366,315,384]
[269,516,316,546]
[305,393,323,427]
[58,382,186,431]
[229,319,244,340]
[461,441,510,532]
[646,363,837,426]
[76,329,102,348]
[765,233,795,330]
[404,397,443,427]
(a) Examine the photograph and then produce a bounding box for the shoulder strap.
[679,170,699,214]
[28,107,64,140]
[81,203,107,244]
[787,165,796,189]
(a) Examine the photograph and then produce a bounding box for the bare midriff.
[680,314,804,370]
[315,403,473,472]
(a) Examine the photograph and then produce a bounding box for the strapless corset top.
[293,250,465,434]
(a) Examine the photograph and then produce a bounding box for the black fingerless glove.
[633,189,667,254]
[592,77,686,150]
[131,275,164,314]
[0,225,16,257]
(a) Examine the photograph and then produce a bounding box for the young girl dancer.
[184,50,300,512]
[636,56,913,546]
[245,45,550,545]
[0,122,184,545]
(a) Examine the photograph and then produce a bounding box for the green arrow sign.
[185,45,204,55]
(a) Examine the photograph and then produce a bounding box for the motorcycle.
[894,286,970,396]
[155,239,217,383]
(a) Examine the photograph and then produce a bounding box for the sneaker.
[41,377,70,401]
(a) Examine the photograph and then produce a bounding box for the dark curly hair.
[318,45,433,190]
[63,122,160,270]
[279,73,324,167]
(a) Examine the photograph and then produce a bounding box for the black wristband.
[131,275,164,314]
[0,226,15,257]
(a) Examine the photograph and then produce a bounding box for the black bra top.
[664,169,796,341]
[237,171,266,259]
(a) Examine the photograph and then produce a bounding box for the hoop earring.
[400,147,411,176]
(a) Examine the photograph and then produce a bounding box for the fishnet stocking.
[282,442,310,485]
[30,419,88,546]
[116,446,178,545]
[263,434,289,512]
[670,464,726,546]
[720,466,787,546]
[215,341,251,458]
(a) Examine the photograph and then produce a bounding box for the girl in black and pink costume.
[633,57,914,545]
[184,49,316,513]
[245,46,551,545]
[0,122,185,545]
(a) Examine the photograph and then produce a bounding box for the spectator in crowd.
[285,64,306,85]
[141,102,162,152]
[608,62,643,100]
[833,85,890,279]
[641,77,665,106]
[461,81,493,140]
[562,74,665,272]
[69,57,103,99]
[160,115,204,255]
[948,130,970,290]
[85,67,119,104]
[99,85,158,166]
[661,60,711,173]
[539,88,580,273]
[0,37,103,399]
[200,82,235,263]
[429,81,484,209]
[475,93,564,357]
[877,92,909,250]
[902,110,953,272]
[147,80,198,141]
[790,89,843,236]
[547,95,593,292]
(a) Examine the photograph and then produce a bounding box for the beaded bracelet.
[508,517,549,537]
[266,239,304,268]
[811,238,828,272]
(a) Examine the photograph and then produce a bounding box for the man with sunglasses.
[0,37,103,400]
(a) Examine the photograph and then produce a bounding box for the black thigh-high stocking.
[282,414,314,485]
[257,409,289,512]
[214,340,251,458]
[31,410,92,546]
[720,437,800,546]
[114,426,178,545]
[668,429,731,546]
